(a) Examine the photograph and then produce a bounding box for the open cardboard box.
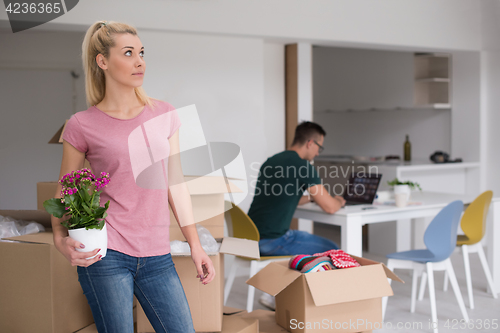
[246,256,403,333]
[0,214,94,333]
[136,237,259,333]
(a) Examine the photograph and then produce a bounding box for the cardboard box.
[169,176,242,241]
[74,323,99,333]
[37,181,59,212]
[246,256,403,333]
[49,119,69,144]
[37,175,241,241]
[228,309,371,333]
[221,316,258,333]
[230,309,289,333]
[0,228,94,333]
[79,316,258,333]
[136,237,259,333]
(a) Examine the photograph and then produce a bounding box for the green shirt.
[247,150,322,239]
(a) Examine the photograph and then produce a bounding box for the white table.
[294,191,500,290]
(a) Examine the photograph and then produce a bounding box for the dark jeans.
[259,229,339,256]
[77,249,195,333]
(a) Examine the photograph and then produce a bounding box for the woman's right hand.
[56,236,102,267]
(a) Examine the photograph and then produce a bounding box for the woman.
[51,20,215,333]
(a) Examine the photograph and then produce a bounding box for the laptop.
[343,173,383,206]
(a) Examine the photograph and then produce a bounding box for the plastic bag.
[170,224,221,253]
[196,225,219,252]
[170,240,192,253]
[0,215,45,242]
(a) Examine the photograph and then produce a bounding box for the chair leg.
[246,261,258,313]
[476,243,498,299]
[445,259,469,322]
[410,267,419,313]
[418,271,427,301]
[462,245,474,309]
[426,263,439,333]
[224,257,240,305]
[382,259,394,321]
[443,270,449,292]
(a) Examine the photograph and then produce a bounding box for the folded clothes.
[289,255,336,273]
[313,249,361,268]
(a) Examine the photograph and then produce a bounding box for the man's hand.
[298,194,312,205]
[309,184,345,214]
[334,195,346,208]
[191,246,216,285]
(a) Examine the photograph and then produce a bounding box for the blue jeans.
[259,229,339,256]
[77,249,195,333]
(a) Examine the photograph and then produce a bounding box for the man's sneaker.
[259,292,276,311]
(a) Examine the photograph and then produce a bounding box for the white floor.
[225,249,500,333]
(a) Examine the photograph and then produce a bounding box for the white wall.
[0,30,87,111]
[450,51,481,163]
[482,0,500,194]
[0,69,74,209]
[0,0,482,51]
[263,42,286,161]
[0,31,86,209]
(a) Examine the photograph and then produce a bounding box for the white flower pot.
[394,184,411,207]
[68,223,108,259]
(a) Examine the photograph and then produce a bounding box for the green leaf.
[91,192,100,208]
[81,187,90,202]
[82,202,93,215]
[86,219,105,230]
[43,198,67,218]
[387,177,422,191]
[66,194,76,205]
[94,206,106,217]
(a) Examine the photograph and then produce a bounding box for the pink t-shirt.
[62,100,181,257]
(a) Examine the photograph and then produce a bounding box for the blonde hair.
[81,20,156,109]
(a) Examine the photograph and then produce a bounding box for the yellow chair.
[223,201,291,312]
[419,191,498,309]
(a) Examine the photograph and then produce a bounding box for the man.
[248,121,346,257]
[248,121,346,310]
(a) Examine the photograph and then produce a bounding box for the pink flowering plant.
[43,168,110,230]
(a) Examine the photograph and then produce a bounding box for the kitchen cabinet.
[414,53,451,109]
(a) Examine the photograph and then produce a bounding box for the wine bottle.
[404,135,411,161]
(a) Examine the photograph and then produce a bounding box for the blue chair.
[381,200,469,333]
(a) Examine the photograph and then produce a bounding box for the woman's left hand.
[191,246,216,285]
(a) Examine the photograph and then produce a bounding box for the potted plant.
[387,178,422,203]
[43,168,110,259]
